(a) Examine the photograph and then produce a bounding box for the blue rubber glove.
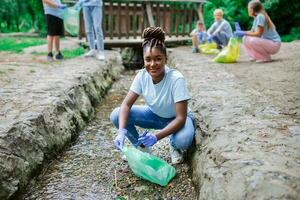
[114,128,127,150]
[235,22,241,31]
[138,131,157,147]
[57,4,67,9]
[234,30,246,37]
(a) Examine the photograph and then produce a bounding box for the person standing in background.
[42,0,67,61]
[77,0,105,60]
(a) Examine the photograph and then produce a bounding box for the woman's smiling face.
[143,47,166,83]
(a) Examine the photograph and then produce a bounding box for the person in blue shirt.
[110,27,195,165]
[234,0,281,62]
[42,0,67,61]
[76,0,105,60]
[207,9,233,49]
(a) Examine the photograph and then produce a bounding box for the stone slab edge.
[169,51,300,200]
[0,54,124,199]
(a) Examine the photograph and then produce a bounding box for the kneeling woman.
[110,27,195,164]
[234,0,281,62]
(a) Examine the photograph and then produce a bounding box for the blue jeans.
[212,31,230,47]
[110,105,195,151]
[83,6,104,51]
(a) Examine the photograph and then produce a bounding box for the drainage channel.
[24,70,197,200]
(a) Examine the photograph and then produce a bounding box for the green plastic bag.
[122,146,176,186]
[199,42,220,54]
[213,37,240,63]
[63,6,80,36]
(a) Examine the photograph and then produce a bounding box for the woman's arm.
[246,25,264,37]
[155,100,188,140]
[42,0,60,8]
[118,91,139,129]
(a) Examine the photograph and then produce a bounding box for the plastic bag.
[213,37,240,63]
[63,6,80,36]
[199,42,219,54]
[122,146,176,186]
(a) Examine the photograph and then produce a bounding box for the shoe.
[256,59,271,63]
[55,52,63,60]
[192,47,199,53]
[84,49,96,57]
[96,51,105,60]
[47,52,53,61]
[169,143,184,165]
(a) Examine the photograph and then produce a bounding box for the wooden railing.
[64,0,206,46]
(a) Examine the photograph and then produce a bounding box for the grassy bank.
[0,37,46,53]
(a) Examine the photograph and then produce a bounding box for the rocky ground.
[24,71,197,200]
[169,42,300,200]
[1,40,299,200]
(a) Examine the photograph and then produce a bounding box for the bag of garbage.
[199,42,219,54]
[122,146,176,186]
[213,37,240,63]
[63,6,80,36]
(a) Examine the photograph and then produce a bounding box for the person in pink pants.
[234,0,281,62]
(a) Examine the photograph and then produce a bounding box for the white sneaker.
[96,51,105,60]
[169,144,184,165]
[84,49,96,57]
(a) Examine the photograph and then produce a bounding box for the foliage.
[0,37,46,53]
[60,46,85,58]
[204,0,300,40]
[0,0,45,33]
[281,27,300,42]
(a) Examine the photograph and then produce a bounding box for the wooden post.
[182,3,187,36]
[126,3,129,39]
[109,1,113,39]
[163,4,166,32]
[133,3,137,38]
[197,3,206,30]
[175,4,180,37]
[156,4,160,27]
[146,2,155,27]
[169,3,173,37]
[117,3,121,39]
[189,3,193,34]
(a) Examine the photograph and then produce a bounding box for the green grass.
[32,46,85,59]
[0,37,46,53]
[60,46,85,59]
[282,27,300,42]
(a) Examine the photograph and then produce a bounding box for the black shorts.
[45,14,64,36]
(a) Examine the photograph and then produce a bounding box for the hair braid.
[142,27,166,56]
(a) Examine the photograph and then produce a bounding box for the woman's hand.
[114,128,127,150]
[138,131,157,147]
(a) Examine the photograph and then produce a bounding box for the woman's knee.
[110,107,120,127]
[171,119,195,150]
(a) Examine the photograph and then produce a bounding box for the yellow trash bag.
[63,6,80,36]
[213,37,240,63]
[199,42,219,54]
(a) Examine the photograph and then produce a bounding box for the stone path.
[1,41,299,200]
[0,49,123,199]
[169,43,300,200]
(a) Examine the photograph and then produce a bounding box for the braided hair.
[142,27,167,56]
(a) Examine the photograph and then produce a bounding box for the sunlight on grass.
[31,46,85,59]
[0,37,46,53]
[61,46,85,59]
